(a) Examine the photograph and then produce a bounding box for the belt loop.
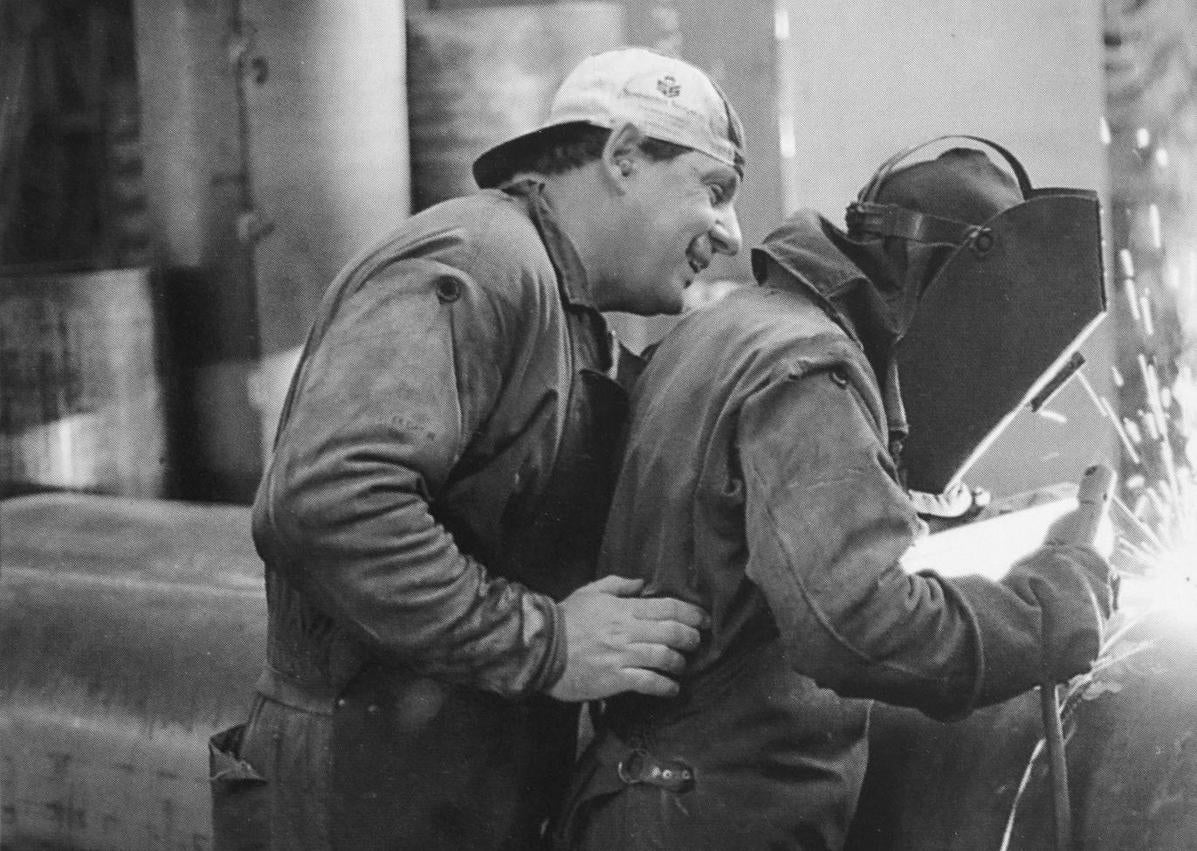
[254,666,341,716]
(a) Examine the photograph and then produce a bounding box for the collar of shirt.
[752,210,870,303]
[502,179,601,312]
[501,179,618,377]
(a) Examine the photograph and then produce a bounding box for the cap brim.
[472,122,599,189]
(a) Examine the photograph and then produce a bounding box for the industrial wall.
[2,0,1119,502]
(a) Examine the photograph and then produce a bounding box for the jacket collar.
[751,209,871,310]
[752,210,910,445]
[502,179,600,311]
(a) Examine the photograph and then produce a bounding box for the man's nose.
[711,206,742,256]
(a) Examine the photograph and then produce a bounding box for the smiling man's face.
[600,149,742,316]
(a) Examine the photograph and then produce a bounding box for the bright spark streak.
[1138,354,1170,440]
[1077,370,1109,416]
[1112,492,1165,551]
[1119,248,1135,278]
[1125,278,1142,322]
[774,6,790,39]
[1140,294,1155,336]
[1103,395,1143,464]
[1160,439,1182,506]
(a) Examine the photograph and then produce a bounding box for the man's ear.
[601,122,646,191]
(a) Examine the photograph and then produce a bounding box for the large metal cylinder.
[133,0,412,492]
[0,268,166,498]
[847,577,1197,849]
[406,2,625,211]
[0,493,264,849]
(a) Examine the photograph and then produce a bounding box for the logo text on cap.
[657,75,681,98]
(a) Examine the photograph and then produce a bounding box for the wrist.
[530,598,569,694]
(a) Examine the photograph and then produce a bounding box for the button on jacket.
[561,211,1110,850]
[219,183,631,850]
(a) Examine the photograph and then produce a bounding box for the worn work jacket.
[559,212,1110,851]
[215,184,631,850]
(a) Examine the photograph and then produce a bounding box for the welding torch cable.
[1039,684,1071,850]
[1040,463,1116,851]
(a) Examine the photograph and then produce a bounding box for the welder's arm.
[738,367,1111,720]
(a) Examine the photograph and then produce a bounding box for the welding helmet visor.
[847,136,1107,494]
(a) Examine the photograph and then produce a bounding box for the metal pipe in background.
[0,493,265,850]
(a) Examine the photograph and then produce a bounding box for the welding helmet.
[846,136,1107,494]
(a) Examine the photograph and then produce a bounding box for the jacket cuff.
[529,597,568,694]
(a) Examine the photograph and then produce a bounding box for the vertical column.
[133,0,263,501]
[239,0,410,459]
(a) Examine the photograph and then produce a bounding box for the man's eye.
[708,185,725,204]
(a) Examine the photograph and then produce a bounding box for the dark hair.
[514,122,691,178]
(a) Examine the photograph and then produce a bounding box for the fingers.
[617,667,682,698]
[624,642,687,676]
[1045,508,1105,548]
[550,583,711,703]
[585,574,646,597]
[632,596,709,628]
[629,619,702,652]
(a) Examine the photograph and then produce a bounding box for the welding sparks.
[1124,278,1142,322]
[1149,204,1163,249]
[1069,311,1196,595]
[1139,294,1155,336]
[1118,472,1197,596]
[1111,342,1197,595]
[1118,248,1135,278]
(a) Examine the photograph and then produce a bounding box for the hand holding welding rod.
[1040,463,1116,851]
[1045,463,1116,549]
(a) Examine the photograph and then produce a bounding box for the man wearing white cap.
[210,48,745,849]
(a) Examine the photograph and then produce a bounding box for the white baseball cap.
[473,47,746,189]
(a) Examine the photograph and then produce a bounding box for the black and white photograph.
[2,1,1195,848]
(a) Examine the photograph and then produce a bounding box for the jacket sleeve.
[255,256,564,699]
[738,365,1111,720]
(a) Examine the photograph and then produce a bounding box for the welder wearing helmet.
[554,140,1114,850]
